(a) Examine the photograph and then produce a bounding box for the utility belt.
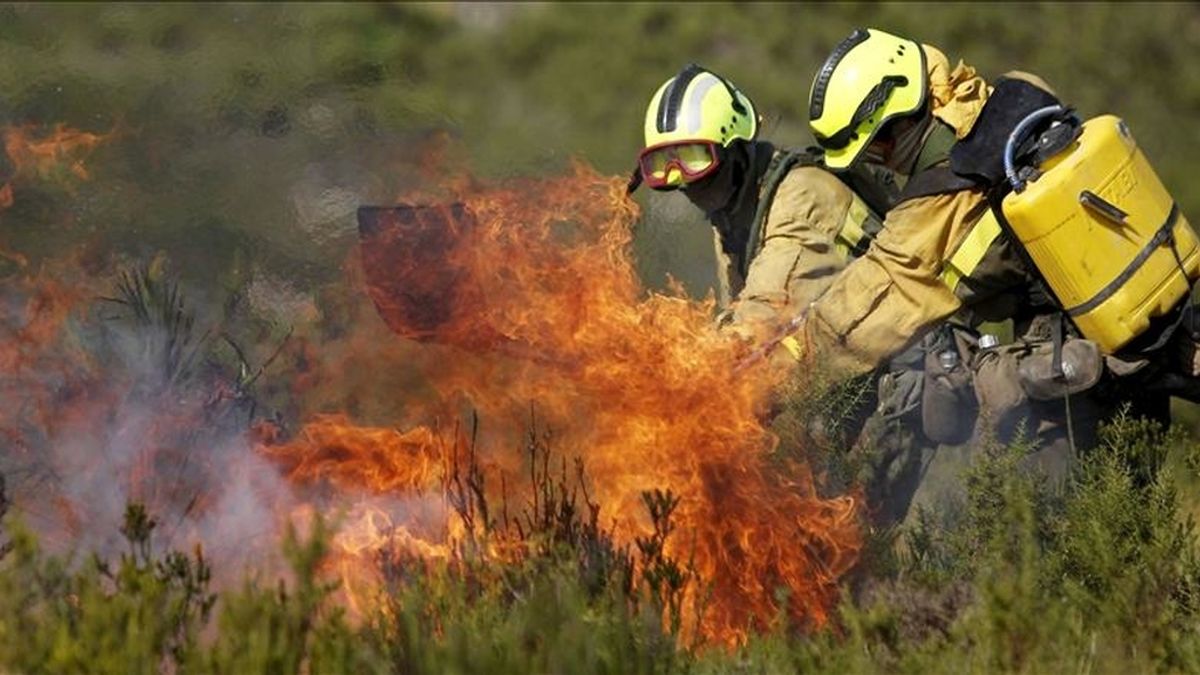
[875,323,979,446]
[880,321,1115,447]
[925,303,1200,442]
[970,333,1105,436]
[920,324,979,445]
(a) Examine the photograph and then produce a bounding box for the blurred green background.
[2,2,1199,429]
[2,2,1198,295]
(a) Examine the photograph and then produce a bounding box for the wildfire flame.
[0,117,861,643]
[0,123,112,209]
[261,161,863,643]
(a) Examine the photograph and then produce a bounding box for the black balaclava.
[880,104,934,177]
[682,141,750,216]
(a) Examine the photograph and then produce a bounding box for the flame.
[262,413,444,494]
[0,116,860,642]
[0,123,112,208]
[263,161,863,643]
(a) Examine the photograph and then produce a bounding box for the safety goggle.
[636,141,721,191]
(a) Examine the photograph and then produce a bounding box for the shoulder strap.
[837,161,899,223]
[740,149,815,277]
[899,165,980,201]
[898,122,979,202]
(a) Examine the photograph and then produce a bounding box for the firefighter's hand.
[778,333,806,362]
[731,320,809,374]
[766,333,807,375]
[771,313,812,366]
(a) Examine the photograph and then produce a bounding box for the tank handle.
[1004,104,1066,192]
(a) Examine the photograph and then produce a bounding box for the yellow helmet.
[644,64,758,148]
[636,64,758,190]
[808,28,927,170]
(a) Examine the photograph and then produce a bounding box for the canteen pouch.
[921,327,979,444]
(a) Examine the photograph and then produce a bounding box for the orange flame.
[0,123,112,208]
[263,161,863,643]
[263,413,445,494]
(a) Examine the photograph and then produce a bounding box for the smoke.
[0,263,298,575]
[0,117,467,574]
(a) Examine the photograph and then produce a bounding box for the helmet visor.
[638,141,720,191]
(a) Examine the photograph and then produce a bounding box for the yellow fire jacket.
[705,139,897,343]
[712,142,893,344]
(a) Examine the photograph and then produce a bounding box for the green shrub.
[4,409,1200,673]
[0,505,215,674]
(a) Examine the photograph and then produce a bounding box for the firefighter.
[632,65,938,528]
[631,63,895,343]
[784,28,1193,489]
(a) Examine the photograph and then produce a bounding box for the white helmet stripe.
[683,74,721,134]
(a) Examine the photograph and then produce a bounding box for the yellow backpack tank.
[1000,112,1200,354]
